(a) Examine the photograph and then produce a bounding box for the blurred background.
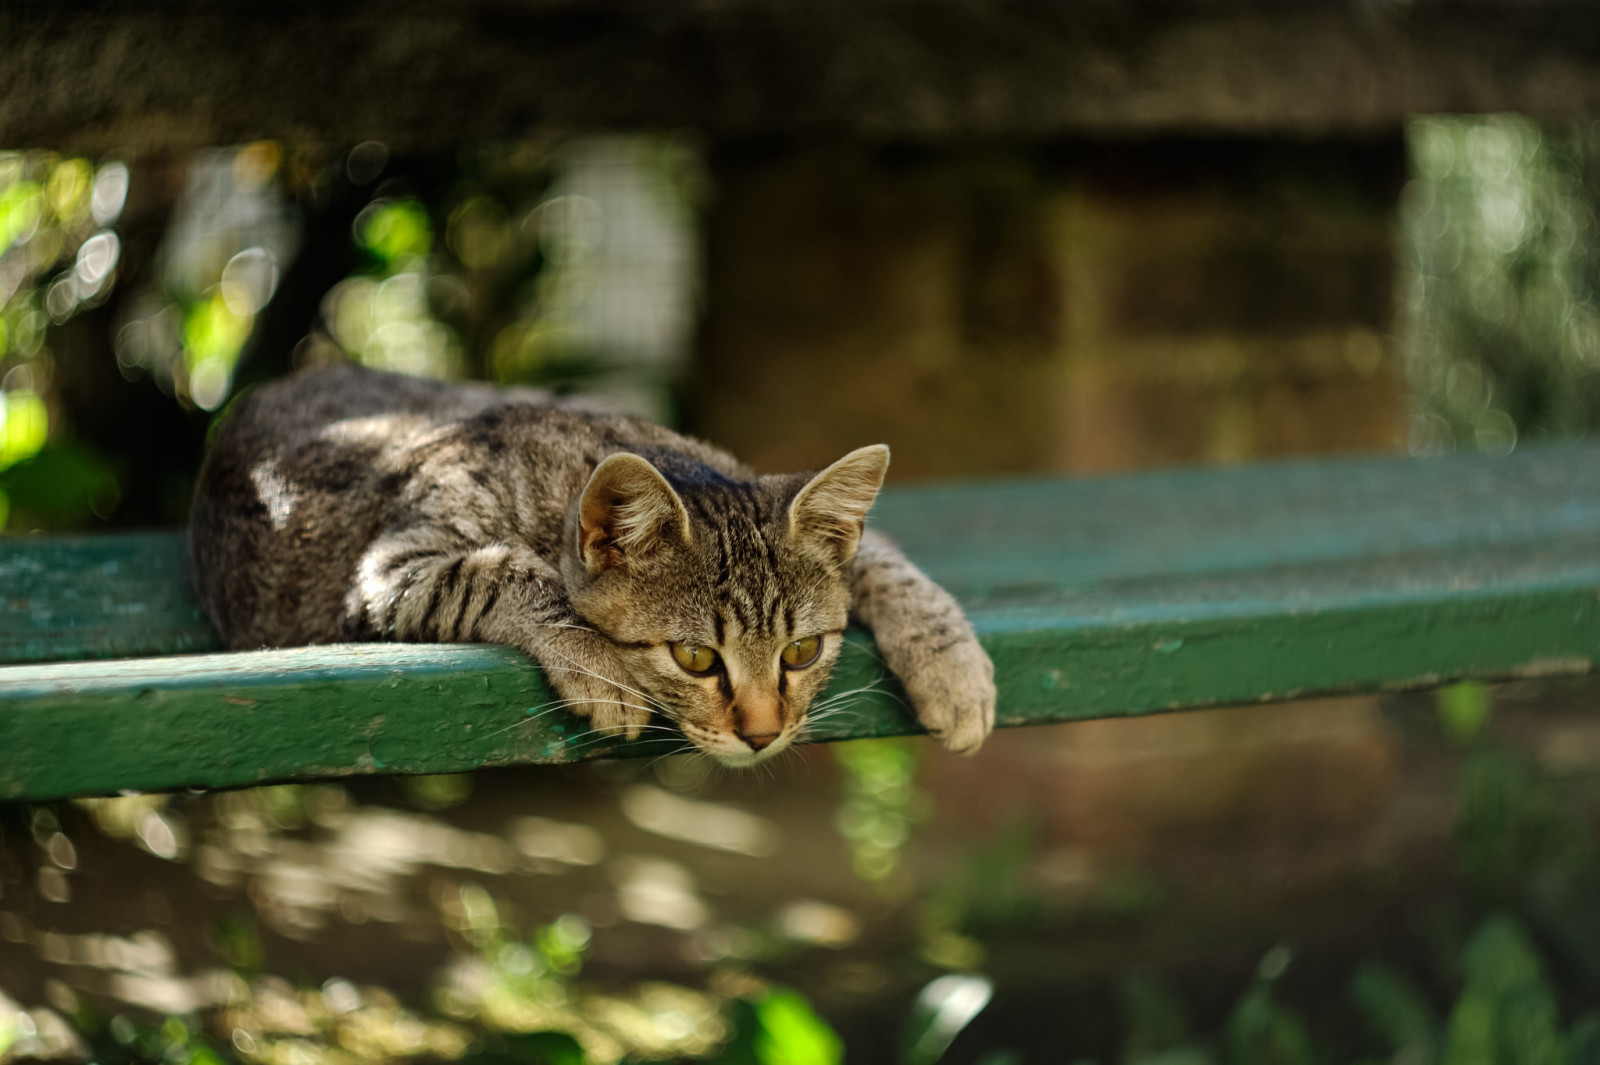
[5,2,1600,1063]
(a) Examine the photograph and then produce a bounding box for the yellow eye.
[781,635,822,668]
[670,643,718,674]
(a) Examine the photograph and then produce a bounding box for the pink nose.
[740,730,779,752]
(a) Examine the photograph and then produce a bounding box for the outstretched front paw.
[899,634,995,755]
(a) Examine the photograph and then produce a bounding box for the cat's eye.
[781,635,822,669]
[670,642,719,675]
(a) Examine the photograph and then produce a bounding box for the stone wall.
[697,138,1407,479]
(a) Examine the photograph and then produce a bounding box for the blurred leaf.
[1121,973,1194,1059]
[1463,916,1546,999]
[464,1032,588,1065]
[751,989,843,1065]
[405,772,474,810]
[1443,991,1497,1065]
[1350,961,1439,1063]
[0,179,41,249]
[903,973,993,1065]
[0,388,49,469]
[209,914,264,973]
[1445,916,1568,1065]
[1569,1014,1600,1065]
[362,199,433,269]
[1438,683,1493,744]
[1130,1049,1216,1065]
[1496,986,1566,1065]
[0,438,120,530]
[834,738,923,886]
[1226,983,1315,1065]
[1457,749,1532,888]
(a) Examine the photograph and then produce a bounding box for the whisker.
[535,644,671,716]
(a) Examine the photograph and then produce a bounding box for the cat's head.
[558,445,889,765]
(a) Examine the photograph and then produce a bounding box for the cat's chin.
[703,736,795,768]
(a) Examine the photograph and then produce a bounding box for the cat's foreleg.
[849,529,995,753]
[352,535,653,737]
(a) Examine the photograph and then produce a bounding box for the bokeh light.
[1403,116,1600,452]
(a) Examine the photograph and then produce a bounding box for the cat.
[189,363,995,765]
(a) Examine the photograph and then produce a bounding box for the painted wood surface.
[3,444,1599,800]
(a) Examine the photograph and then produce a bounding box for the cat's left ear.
[579,453,692,574]
[789,444,890,561]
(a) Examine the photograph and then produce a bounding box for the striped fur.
[190,364,994,764]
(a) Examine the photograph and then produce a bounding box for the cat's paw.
[900,635,996,755]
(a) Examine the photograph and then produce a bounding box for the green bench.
[4,444,1599,801]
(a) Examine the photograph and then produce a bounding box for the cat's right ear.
[578,454,692,574]
[789,444,890,562]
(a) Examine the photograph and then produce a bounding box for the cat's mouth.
[702,729,797,766]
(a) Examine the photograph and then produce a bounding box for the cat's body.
[190,364,994,764]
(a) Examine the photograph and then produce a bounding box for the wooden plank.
[0,533,217,665]
[10,2,1600,150]
[5,444,1597,664]
[2,444,1599,799]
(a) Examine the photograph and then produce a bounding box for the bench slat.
[3,444,1599,800]
[0,532,218,664]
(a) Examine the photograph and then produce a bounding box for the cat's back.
[190,365,555,646]
[191,364,749,649]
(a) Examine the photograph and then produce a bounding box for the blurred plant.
[833,739,926,889]
[0,150,131,529]
[1404,117,1600,452]
[115,143,299,411]
[1349,960,1439,1065]
[1438,682,1495,746]
[902,973,994,1065]
[715,989,846,1065]
[405,773,475,811]
[1225,947,1314,1065]
[434,883,730,1063]
[309,136,698,424]
[1435,685,1595,899]
[1120,972,1202,1065]
[918,818,1042,969]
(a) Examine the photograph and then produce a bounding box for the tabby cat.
[190,364,994,765]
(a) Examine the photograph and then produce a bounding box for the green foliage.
[463,1032,588,1065]
[405,772,475,810]
[1437,683,1493,745]
[95,1012,236,1065]
[902,973,994,1065]
[1442,916,1568,1065]
[0,388,47,470]
[834,738,924,885]
[925,818,1042,935]
[1405,117,1600,449]
[713,991,844,1065]
[360,198,434,270]
[209,913,265,973]
[1349,961,1439,1065]
[0,438,120,531]
[1454,744,1592,895]
[751,990,845,1065]
[1121,973,1197,1063]
[1225,971,1315,1065]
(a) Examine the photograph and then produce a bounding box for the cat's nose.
[740,729,780,752]
[734,700,782,751]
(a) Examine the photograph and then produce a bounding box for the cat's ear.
[578,453,691,573]
[788,444,889,561]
